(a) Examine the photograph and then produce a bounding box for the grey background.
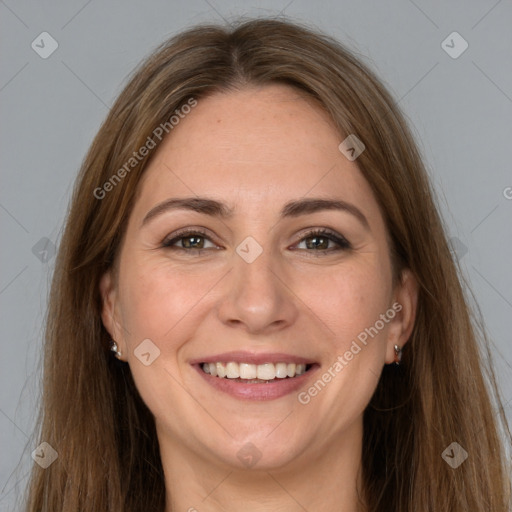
[1,0,511,509]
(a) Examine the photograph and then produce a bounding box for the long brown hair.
[25,18,511,511]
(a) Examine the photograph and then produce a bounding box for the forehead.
[134,84,378,218]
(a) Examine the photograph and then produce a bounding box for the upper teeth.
[202,362,307,380]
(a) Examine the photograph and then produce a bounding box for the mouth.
[191,352,319,401]
[201,361,312,382]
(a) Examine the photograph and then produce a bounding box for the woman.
[25,18,510,512]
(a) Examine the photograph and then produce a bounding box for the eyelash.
[161,228,351,254]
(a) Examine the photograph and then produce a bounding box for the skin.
[100,84,418,512]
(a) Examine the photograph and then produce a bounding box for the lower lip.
[194,364,319,401]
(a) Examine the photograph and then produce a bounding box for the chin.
[204,425,311,472]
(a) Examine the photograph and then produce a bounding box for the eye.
[162,229,218,251]
[294,228,351,252]
[161,228,350,254]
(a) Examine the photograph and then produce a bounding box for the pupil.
[183,236,203,249]
[307,236,328,250]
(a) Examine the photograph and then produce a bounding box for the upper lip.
[190,351,316,365]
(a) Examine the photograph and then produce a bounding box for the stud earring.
[110,340,122,359]
[393,344,403,365]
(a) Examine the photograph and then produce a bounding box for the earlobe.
[386,269,419,364]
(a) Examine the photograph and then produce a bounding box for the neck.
[159,419,366,512]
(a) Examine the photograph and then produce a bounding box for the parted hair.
[25,17,510,511]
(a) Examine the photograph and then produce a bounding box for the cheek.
[117,259,221,350]
[115,261,220,427]
[291,260,394,439]
[303,258,392,348]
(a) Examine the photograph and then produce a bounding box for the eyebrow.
[141,197,370,230]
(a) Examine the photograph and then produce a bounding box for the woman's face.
[101,84,416,472]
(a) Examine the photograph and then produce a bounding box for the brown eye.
[162,230,217,251]
[295,229,351,252]
[180,235,205,249]
[304,235,330,250]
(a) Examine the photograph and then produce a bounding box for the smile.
[192,352,318,400]
[201,362,309,381]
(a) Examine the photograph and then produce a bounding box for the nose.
[216,247,299,336]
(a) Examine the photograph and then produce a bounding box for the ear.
[385,268,419,364]
[99,271,126,358]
